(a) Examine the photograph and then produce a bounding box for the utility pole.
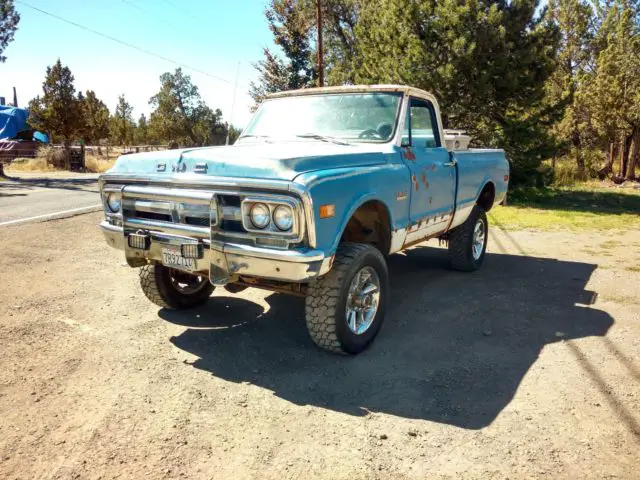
[316,0,324,87]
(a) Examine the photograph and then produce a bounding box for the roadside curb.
[0,204,103,228]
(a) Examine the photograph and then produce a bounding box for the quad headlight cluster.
[248,202,295,231]
[106,192,121,213]
[242,197,299,237]
[272,205,294,231]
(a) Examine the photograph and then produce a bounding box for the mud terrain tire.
[448,205,488,272]
[139,264,214,309]
[305,243,389,355]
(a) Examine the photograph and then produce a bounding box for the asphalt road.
[0,171,101,225]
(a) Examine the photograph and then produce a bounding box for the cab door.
[401,97,456,235]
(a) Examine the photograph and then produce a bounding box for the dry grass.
[85,154,116,173]
[7,146,118,173]
[8,156,58,172]
[546,150,607,186]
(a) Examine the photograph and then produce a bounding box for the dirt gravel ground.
[0,212,639,479]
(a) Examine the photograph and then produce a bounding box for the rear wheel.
[139,264,214,309]
[305,243,389,354]
[448,205,488,272]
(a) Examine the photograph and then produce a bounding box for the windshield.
[241,92,402,143]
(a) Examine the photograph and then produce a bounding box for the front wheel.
[448,205,488,272]
[305,243,389,354]
[139,264,215,309]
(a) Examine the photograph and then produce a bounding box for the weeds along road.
[0,172,100,225]
[0,212,639,479]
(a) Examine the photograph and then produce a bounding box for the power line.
[15,0,247,89]
[157,0,201,23]
[119,0,210,45]
[119,0,185,32]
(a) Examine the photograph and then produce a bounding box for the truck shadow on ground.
[162,247,613,429]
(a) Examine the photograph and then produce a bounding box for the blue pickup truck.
[99,85,509,354]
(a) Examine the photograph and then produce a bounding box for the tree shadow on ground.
[508,186,640,215]
[0,177,99,194]
[163,247,613,429]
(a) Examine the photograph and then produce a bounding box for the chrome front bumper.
[100,221,332,284]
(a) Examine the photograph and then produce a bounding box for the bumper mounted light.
[180,243,204,259]
[128,233,150,250]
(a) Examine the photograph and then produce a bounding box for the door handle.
[444,159,457,167]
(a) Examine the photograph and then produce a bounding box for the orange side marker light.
[319,204,336,219]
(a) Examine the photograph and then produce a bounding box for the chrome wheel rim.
[472,218,486,261]
[345,266,381,335]
[170,269,208,295]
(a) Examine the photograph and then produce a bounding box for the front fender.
[329,192,393,253]
[295,163,410,254]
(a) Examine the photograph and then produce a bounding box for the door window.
[402,98,440,148]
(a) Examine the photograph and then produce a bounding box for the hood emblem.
[194,162,208,174]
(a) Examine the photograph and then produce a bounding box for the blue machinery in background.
[0,105,49,143]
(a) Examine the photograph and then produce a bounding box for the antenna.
[225,62,241,146]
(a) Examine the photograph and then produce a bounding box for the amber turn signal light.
[319,204,336,219]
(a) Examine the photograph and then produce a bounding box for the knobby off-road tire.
[139,264,214,309]
[448,205,488,272]
[305,243,389,355]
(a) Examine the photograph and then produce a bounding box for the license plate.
[161,247,195,272]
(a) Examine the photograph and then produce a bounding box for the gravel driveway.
[0,213,638,479]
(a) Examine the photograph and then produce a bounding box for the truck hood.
[107,142,396,182]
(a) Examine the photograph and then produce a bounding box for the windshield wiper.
[295,133,351,145]
[237,134,273,143]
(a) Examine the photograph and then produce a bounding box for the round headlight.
[250,203,270,229]
[107,193,121,213]
[273,205,293,231]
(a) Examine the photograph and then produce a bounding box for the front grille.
[120,186,247,237]
[185,216,209,227]
[133,210,172,222]
[221,219,245,233]
[219,194,241,207]
[114,184,304,246]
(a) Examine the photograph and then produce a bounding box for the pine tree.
[0,0,20,63]
[28,59,84,167]
[320,0,360,85]
[135,113,149,145]
[149,68,228,147]
[249,48,292,109]
[111,94,135,146]
[545,0,596,178]
[352,0,561,183]
[584,0,640,179]
[249,0,316,107]
[79,90,110,145]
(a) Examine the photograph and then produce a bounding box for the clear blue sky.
[0,0,275,128]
